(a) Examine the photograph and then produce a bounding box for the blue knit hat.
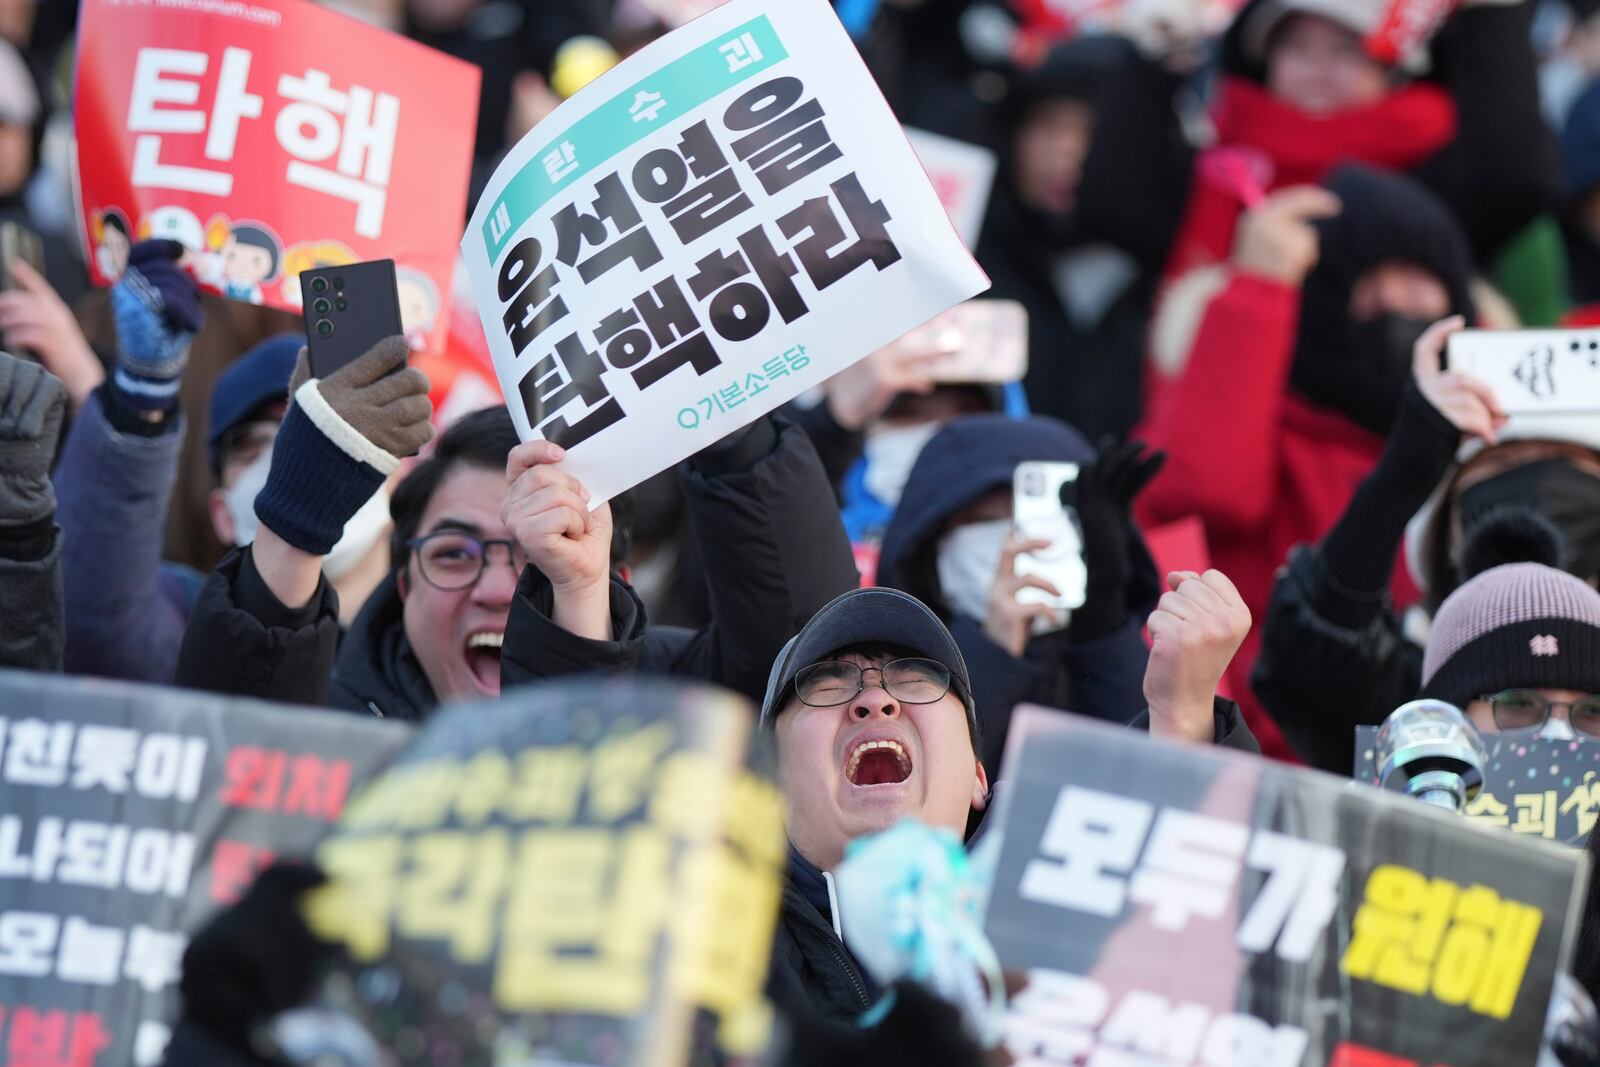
[207,333,302,471]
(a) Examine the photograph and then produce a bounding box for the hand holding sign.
[1143,569,1250,743]
[1414,316,1507,446]
[503,440,613,640]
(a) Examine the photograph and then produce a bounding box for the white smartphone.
[1012,461,1088,612]
[1446,329,1600,416]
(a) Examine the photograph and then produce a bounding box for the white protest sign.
[1447,329,1600,416]
[462,0,989,505]
[905,127,997,248]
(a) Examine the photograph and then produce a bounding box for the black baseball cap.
[759,587,978,742]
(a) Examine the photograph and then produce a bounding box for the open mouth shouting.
[843,732,914,788]
[463,630,504,694]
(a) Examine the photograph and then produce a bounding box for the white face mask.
[936,519,1009,625]
[1536,717,1576,742]
[862,422,940,506]
[223,447,392,579]
[936,517,1072,639]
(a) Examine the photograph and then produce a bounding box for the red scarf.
[1212,76,1457,188]
[1165,77,1458,276]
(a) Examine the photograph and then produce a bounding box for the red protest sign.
[73,0,479,353]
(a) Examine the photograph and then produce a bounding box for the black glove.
[179,862,334,1054]
[780,982,985,1067]
[1068,439,1165,642]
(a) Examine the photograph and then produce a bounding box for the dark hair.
[391,406,520,572]
[390,405,634,574]
[102,209,130,237]
[229,223,282,278]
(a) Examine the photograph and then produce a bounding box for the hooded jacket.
[175,415,859,716]
[974,37,1160,443]
[876,415,1157,773]
[1137,164,1474,759]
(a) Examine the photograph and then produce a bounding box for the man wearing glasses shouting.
[179,335,858,719]
[758,580,1259,1021]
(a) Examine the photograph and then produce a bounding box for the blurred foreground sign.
[985,707,1588,1067]
[299,676,785,1067]
[0,670,410,1067]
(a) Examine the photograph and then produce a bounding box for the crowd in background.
[4,0,1600,1062]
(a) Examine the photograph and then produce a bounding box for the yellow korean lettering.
[395,829,510,963]
[305,835,402,961]
[390,762,462,830]
[589,722,675,822]
[1464,791,1511,829]
[1560,775,1600,838]
[453,751,512,826]
[1340,865,1456,994]
[1510,791,1559,839]
[505,746,587,824]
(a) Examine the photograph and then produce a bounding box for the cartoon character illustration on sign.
[280,240,359,309]
[92,208,131,281]
[218,221,284,304]
[396,265,442,350]
[140,206,206,253]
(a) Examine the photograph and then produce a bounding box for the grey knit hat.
[1420,562,1600,709]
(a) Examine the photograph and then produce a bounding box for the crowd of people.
[5,0,1600,1061]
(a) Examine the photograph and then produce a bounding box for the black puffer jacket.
[176,416,859,716]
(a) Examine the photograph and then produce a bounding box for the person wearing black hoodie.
[974,37,1159,442]
[875,413,1166,776]
[176,342,860,718]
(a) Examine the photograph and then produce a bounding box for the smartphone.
[1013,461,1088,612]
[1446,328,1600,416]
[0,222,44,293]
[922,300,1029,384]
[300,259,404,379]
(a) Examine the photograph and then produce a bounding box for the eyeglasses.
[1481,690,1600,736]
[406,531,527,592]
[794,658,952,708]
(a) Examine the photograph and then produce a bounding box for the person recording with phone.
[871,413,1250,776]
[176,259,859,715]
[1255,314,1600,772]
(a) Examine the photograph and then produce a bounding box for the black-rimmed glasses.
[406,531,527,591]
[794,658,952,708]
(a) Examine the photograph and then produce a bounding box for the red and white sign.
[74,0,480,352]
[905,128,996,249]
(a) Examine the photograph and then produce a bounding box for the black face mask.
[1458,459,1600,582]
[1290,313,1433,437]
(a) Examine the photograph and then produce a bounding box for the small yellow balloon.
[550,36,619,99]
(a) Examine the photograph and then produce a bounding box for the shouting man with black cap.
[758,569,1258,1022]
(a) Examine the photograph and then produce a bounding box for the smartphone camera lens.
[310,277,329,295]
[312,298,331,315]
[332,275,346,290]
[335,298,348,311]
[316,320,334,338]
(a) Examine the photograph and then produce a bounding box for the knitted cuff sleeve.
[252,398,386,556]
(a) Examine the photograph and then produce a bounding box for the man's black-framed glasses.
[406,531,527,591]
[794,658,952,708]
[1481,689,1600,736]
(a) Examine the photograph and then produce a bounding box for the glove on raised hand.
[110,239,203,413]
[1068,438,1165,642]
[0,352,67,526]
[254,337,432,554]
[179,862,333,1055]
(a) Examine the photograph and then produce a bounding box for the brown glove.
[290,337,433,461]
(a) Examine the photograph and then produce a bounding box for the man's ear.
[970,759,991,813]
[395,563,409,599]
